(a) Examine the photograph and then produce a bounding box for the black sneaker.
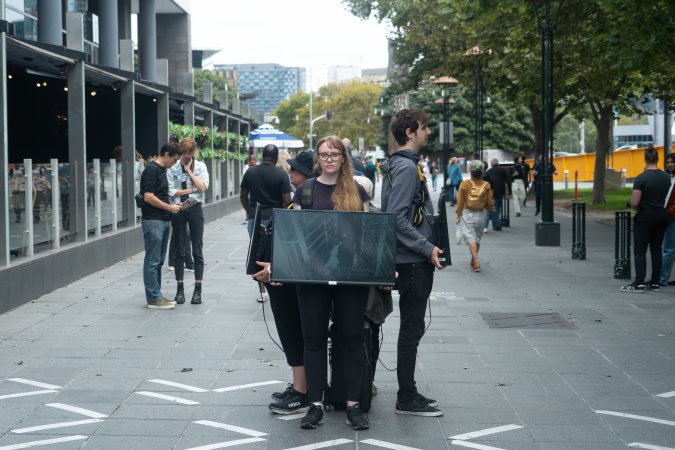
[645,281,660,291]
[395,398,443,417]
[345,403,369,430]
[621,282,646,293]
[416,393,438,407]
[269,390,310,415]
[300,404,324,429]
[271,383,293,401]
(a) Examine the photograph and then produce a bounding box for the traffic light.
[325,110,332,120]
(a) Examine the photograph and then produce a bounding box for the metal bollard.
[564,170,569,189]
[621,168,626,188]
[572,202,586,260]
[614,211,632,279]
[501,195,510,227]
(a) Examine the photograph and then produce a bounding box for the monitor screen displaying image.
[271,209,397,286]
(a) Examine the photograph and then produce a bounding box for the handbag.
[134,193,144,208]
[365,286,393,325]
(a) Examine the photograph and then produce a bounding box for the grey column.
[138,0,157,82]
[204,111,213,203]
[0,33,8,266]
[99,0,119,68]
[203,82,212,104]
[184,72,194,126]
[117,0,132,40]
[157,93,169,149]
[121,80,136,226]
[37,0,63,46]
[67,62,88,242]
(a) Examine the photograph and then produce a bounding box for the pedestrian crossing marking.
[7,378,61,390]
[193,420,267,438]
[212,380,283,392]
[11,418,103,434]
[148,379,209,392]
[0,435,87,449]
[283,439,353,450]
[135,390,199,405]
[46,403,108,418]
[595,410,675,426]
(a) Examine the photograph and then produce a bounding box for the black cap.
[287,151,315,178]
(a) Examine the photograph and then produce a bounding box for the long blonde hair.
[315,136,362,211]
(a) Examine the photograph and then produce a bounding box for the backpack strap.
[300,178,316,209]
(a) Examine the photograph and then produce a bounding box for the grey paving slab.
[1,197,674,449]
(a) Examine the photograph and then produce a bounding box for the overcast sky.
[189,0,391,88]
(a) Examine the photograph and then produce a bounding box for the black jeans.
[633,209,670,283]
[535,182,542,212]
[297,284,368,403]
[396,261,435,402]
[267,283,304,367]
[172,203,204,281]
[168,225,193,268]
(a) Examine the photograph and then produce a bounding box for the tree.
[193,69,236,107]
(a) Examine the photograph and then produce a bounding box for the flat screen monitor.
[271,209,396,286]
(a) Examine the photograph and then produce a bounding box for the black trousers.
[168,225,193,268]
[297,284,368,403]
[633,208,670,283]
[267,283,304,367]
[395,261,434,402]
[172,203,204,281]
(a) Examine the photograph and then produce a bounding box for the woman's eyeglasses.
[317,152,343,161]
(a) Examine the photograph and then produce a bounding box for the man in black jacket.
[484,158,510,231]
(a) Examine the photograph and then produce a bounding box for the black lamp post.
[464,47,491,161]
[531,0,563,247]
[433,76,459,192]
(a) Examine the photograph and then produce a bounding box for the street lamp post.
[464,47,491,161]
[530,0,563,246]
[433,76,459,193]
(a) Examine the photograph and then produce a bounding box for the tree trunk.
[528,97,541,159]
[591,104,613,205]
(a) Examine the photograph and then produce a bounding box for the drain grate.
[479,312,576,329]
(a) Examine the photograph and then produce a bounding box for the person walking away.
[447,157,463,206]
[381,108,446,417]
[659,153,675,286]
[240,144,292,302]
[510,155,528,216]
[532,155,556,216]
[621,146,671,292]
[484,158,510,231]
[167,138,209,305]
[456,160,495,272]
[291,136,371,431]
[140,142,182,309]
[364,157,378,198]
[430,160,439,192]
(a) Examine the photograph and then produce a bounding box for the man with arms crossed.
[381,108,446,416]
[140,142,182,309]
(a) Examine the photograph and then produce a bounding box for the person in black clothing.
[140,142,182,309]
[484,158,510,231]
[532,155,556,216]
[510,155,529,216]
[240,144,292,302]
[621,146,672,292]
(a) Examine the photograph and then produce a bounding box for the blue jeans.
[395,261,435,402]
[142,219,171,302]
[487,194,503,230]
[660,219,675,284]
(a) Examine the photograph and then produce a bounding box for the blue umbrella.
[250,124,304,148]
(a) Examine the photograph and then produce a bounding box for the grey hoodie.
[381,150,435,263]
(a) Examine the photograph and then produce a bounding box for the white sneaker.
[168,266,174,271]
[483,228,488,234]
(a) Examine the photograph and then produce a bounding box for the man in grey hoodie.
[381,108,446,417]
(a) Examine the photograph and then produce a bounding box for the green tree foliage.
[193,69,237,107]
[275,81,383,149]
[344,0,673,204]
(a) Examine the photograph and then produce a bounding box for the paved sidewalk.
[1,187,674,450]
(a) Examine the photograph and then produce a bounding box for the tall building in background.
[213,63,306,115]
[327,65,361,84]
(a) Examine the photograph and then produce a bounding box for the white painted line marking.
[361,438,422,449]
[184,438,266,450]
[148,379,209,393]
[655,391,675,398]
[212,380,283,392]
[450,424,524,440]
[277,412,305,421]
[0,435,88,449]
[283,439,353,450]
[135,391,199,405]
[7,378,61,390]
[450,441,505,450]
[193,420,267,437]
[629,444,675,450]
[46,403,107,419]
[595,410,675,426]
[0,390,57,400]
[12,418,103,434]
